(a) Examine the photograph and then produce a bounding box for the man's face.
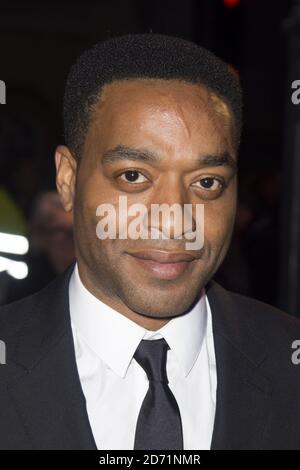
[57,79,237,318]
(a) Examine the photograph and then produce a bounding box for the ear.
[55,145,77,212]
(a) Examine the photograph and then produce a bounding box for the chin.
[123,284,202,318]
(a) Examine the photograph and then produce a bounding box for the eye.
[119,170,148,184]
[193,177,224,191]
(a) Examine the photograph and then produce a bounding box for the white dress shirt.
[69,263,217,450]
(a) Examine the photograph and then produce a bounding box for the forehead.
[87,78,234,156]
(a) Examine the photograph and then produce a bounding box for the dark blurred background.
[1,0,300,315]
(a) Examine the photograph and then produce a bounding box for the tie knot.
[133,337,170,383]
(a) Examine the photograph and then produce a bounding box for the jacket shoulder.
[231,289,300,332]
[0,265,73,339]
[0,293,38,337]
[208,280,300,339]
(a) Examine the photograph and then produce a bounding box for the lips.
[126,250,198,280]
[128,250,197,263]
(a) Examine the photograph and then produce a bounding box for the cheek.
[76,172,112,225]
[203,198,237,249]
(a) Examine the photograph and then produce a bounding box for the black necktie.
[133,337,184,450]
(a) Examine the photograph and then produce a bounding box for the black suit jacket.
[1,263,300,449]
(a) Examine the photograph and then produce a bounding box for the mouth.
[125,250,198,280]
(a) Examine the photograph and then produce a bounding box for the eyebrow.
[102,144,237,170]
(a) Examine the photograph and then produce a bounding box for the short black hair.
[63,33,242,160]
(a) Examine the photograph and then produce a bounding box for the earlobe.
[54,145,77,212]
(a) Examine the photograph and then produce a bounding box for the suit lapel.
[6,264,97,449]
[207,281,272,449]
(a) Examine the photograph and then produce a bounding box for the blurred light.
[0,232,29,255]
[0,256,28,279]
[223,0,240,8]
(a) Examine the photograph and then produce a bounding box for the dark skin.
[55,78,237,330]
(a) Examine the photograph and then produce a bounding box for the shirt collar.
[69,263,208,378]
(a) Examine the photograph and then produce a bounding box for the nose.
[143,176,197,240]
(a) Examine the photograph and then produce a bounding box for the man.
[0,33,300,450]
